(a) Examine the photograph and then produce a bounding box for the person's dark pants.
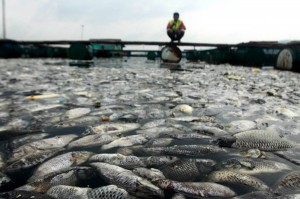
[167,29,185,41]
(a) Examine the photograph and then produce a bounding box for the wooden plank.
[16,40,300,48]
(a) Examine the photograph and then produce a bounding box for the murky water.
[0,57,300,198]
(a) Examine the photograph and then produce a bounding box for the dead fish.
[142,144,223,157]
[101,135,148,150]
[191,125,229,136]
[67,134,121,149]
[5,148,63,173]
[141,156,179,167]
[162,132,212,140]
[7,132,49,150]
[17,167,96,193]
[90,162,164,198]
[171,193,186,199]
[160,159,216,182]
[62,108,91,120]
[47,185,90,199]
[0,190,55,199]
[140,119,168,129]
[0,172,11,190]
[89,153,146,169]
[274,151,300,166]
[0,118,29,134]
[0,151,5,169]
[208,170,271,191]
[56,116,101,127]
[8,134,78,163]
[168,116,215,123]
[133,168,166,182]
[144,138,174,147]
[156,179,236,198]
[28,151,94,182]
[232,130,295,151]
[219,158,291,174]
[87,185,130,199]
[232,191,276,199]
[172,104,193,115]
[136,126,187,139]
[91,123,141,135]
[275,171,300,193]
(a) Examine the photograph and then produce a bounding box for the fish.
[133,168,166,182]
[162,132,212,140]
[219,158,291,174]
[171,193,186,199]
[191,125,229,136]
[86,185,130,199]
[160,159,216,182]
[208,170,271,191]
[28,151,94,182]
[168,116,215,123]
[17,167,96,193]
[172,104,193,115]
[67,134,121,149]
[232,130,295,151]
[101,135,149,150]
[156,179,236,198]
[142,144,223,157]
[5,148,63,173]
[90,162,164,198]
[275,171,300,193]
[55,116,101,128]
[141,156,179,167]
[0,151,5,170]
[274,151,300,166]
[231,191,276,199]
[47,185,91,199]
[0,190,55,199]
[6,132,49,150]
[0,172,11,190]
[8,134,78,163]
[62,108,91,120]
[140,119,168,129]
[144,138,174,147]
[91,123,141,135]
[88,153,146,169]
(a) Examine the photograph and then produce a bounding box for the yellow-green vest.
[169,19,183,31]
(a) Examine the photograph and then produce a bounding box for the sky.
[2,0,300,46]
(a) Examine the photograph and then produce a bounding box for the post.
[2,0,5,39]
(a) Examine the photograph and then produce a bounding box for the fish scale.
[86,185,130,199]
[232,130,295,151]
[276,171,300,192]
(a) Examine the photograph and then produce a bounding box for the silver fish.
[232,130,295,151]
[62,108,91,120]
[7,132,49,150]
[56,116,101,127]
[160,159,216,182]
[90,162,164,198]
[144,138,174,147]
[141,119,168,129]
[133,168,166,182]
[219,157,291,174]
[275,171,300,193]
[162,132,212,140]
[47,185,90,199]
[0,172,11,189]
[101,135,148,150]
[208,170,271,191]
[89,153,146,169]
[232,191,276,199]
[141,156,179,167]
[87,185,130,199]
[17,167,95,193]
[8,134,78,163]
[28,151,94,182]
[156,179,236,198]
[136,126,185,139]
[0,190,55,199]
[274,151,300,166]
[191,125,229,136]
[168,116,215,123]
[91,123,141,135]
[67,133,121,149]
[5,148,63,173]
[142,144,223,157]
[171,193,186,199]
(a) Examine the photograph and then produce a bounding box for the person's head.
[173,12,179,21]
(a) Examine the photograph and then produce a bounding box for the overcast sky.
[3,0,300,44]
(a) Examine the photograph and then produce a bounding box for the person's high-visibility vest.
[169,19,185,31]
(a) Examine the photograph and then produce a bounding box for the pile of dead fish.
[0,58,300,198]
